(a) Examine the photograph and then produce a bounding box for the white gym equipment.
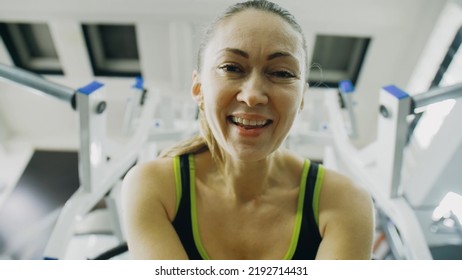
[0,62,160,259]
[1,60,462,259]
[323,80,462,259]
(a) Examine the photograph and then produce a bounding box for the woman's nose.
[236,72,269,107]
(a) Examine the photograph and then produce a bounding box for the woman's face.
[193,9,307,162]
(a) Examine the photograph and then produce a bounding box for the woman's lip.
[229,119,269,137]
[228,113,272,121]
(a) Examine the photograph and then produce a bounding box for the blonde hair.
[159,109,218,159]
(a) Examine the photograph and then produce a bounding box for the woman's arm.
[315,169,375,260]
[121,158,189,259]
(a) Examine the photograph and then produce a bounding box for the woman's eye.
[218,64,243,73]
[271,70,296,79]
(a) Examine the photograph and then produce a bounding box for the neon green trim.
[189,154,211,260]
[313,165,325,226]
[283,159,311,260]
[188,156,313,260]
[173,156,182,215]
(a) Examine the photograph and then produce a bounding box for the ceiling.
[0,0,459,150]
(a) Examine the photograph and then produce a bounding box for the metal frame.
[44,79,155,259]
[0,63,155,259]
[325,81,462,259]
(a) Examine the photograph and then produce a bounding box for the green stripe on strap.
[173,156,182,214]
[283,159,310,260]
[189,154,212,260]
[312,165,325,226]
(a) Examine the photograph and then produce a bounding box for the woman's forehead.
[207,10,304,58]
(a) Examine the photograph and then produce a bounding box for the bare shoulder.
[322,168,372,205]
[124,157,175,187]
[121,157,189,259]
[320,166,372,226]
[316,167,375,259]
[121,157,177,221]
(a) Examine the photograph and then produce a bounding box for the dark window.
[0,23,63,75]
[430,25,462,88]
[308,35,370,88]
[82,24,141,77]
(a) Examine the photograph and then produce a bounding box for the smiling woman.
[195,9,306,164]
[121,0,374,260]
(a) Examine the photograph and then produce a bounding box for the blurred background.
[0,0,461,260]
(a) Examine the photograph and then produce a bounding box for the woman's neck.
[217,150,285,203]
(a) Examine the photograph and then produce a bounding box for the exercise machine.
[324,80,462,259]
[0,63,155,259]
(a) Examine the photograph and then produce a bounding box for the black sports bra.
[171,154,324,259]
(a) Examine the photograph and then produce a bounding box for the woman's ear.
[191,70,202,104]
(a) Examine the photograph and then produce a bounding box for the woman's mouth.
[228,116,273,129]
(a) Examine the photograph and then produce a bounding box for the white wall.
[0,0,449,148]
[0,0,453,201]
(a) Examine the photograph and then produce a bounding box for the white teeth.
[231,116,268,127]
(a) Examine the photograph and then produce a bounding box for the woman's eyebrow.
[218,48,249,58]
[267,51,295,61]
[217,48,296,61]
